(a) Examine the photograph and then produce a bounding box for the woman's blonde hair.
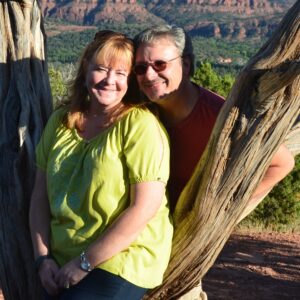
[64,30,139,130]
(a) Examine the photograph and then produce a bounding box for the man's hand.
[39,258,60,296]
[54,257,89,290]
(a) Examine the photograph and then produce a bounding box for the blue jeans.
[44,269,148,300]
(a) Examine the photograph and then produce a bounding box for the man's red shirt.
[166,86,224,211]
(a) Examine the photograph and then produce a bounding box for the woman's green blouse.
[36,107,173,288]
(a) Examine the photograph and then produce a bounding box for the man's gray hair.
[134,24,195,76]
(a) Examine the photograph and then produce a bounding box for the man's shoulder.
[197,86,225,112]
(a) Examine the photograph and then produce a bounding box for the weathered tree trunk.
[0,1,52,299]
[147,1,300,299]
[285,120,300,156]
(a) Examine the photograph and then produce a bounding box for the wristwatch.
[80,251,93,272]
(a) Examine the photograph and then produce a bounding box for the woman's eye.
[96,66,108,72]
[116,72,127,77]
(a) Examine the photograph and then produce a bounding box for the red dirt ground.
[202,231,300,300]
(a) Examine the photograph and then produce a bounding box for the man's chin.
[147,91,174,104]
[147,95,167,104]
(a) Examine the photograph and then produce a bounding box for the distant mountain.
[39,0,296,39]
[39,0,165,26]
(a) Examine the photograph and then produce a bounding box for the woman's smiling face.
[85,58,130,110]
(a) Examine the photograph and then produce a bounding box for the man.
[133,25,294,299]
[133,24,294,216]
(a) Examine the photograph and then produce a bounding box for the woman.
[30,30,173,300]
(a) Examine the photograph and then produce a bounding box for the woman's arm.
[88,181,166,262]
[29,169,60,295]
[54,181,166,288]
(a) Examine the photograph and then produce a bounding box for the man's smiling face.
[135,38,184,104]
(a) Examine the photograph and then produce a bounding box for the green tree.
[192,61,234,97]
[49,66,68,104]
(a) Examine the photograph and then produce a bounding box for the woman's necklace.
[84,111,110,129]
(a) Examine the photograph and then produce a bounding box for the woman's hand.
[54,257,89,289]
[39,258,61,296]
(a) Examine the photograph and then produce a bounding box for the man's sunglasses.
[134,56,182,75]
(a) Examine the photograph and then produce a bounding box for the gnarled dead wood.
[147,1,300,299]
[285,120,300,156]
[0,1,52,299]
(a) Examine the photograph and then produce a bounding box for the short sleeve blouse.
[35,107,173,288]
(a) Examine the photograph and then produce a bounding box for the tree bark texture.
[147,1,300,299]
[0,1,52,299]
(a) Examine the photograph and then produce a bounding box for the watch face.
[81,261,90,270]
[80,261,91,272]
[80,254,92,272]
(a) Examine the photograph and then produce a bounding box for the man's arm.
[239,144,295,221]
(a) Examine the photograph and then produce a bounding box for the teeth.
[96,88,115,91]
[145,81,162,87]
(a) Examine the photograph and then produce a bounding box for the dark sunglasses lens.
[134,61,168,75]
[134,64,148,75]
[153,61,167,72]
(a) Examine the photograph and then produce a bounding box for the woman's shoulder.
[120,105,168,141]
[122,105,159,125]
[47,106,68,125]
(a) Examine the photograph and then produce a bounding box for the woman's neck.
[78,101,128,140]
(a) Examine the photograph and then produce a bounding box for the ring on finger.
[64,281,70,289]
